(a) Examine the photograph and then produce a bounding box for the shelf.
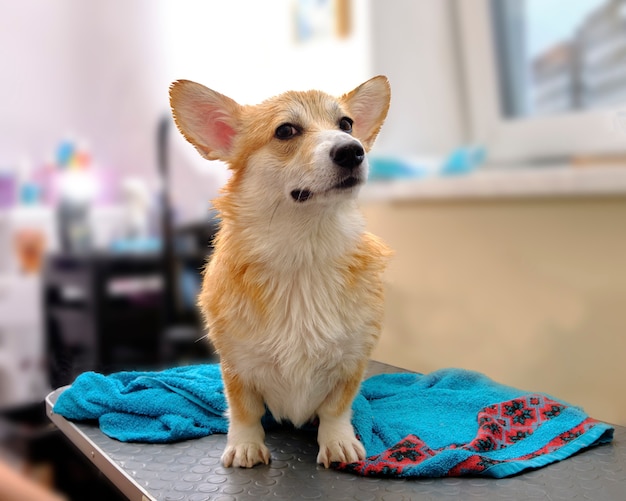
[360,165,626,202]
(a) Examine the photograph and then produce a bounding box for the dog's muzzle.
[290,139,366,203]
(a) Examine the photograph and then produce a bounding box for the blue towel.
[53,364,228,442]
[53,364,613,478]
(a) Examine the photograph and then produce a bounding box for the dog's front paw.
[317,436,365,468]
[222,442,271,468]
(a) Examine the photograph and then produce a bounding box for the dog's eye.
[339,117,353,133]
[275,123,300,140]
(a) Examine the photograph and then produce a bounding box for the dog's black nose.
[331,143,365,169]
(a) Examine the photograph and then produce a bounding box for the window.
[456,0,626,163]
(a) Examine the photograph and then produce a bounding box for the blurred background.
[1,0,625,497]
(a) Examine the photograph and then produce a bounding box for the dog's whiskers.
[195,333,210,343]
[268,199,281,231]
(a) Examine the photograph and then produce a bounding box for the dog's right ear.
[169,80,241,161]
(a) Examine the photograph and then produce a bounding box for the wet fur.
[170,77,391,468]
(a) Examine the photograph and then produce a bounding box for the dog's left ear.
[341,76,391,151]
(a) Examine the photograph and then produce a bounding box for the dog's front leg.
[316,369,366,468]
[221,369,270,468]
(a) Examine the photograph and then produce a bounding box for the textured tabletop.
[46,362,626,501]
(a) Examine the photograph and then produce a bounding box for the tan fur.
[170,76,392,468]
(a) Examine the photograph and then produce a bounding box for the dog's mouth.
[333,176,360,190]
[290,176,362,203]
[290,189,313,202]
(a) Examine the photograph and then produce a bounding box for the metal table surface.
[46,361,626,501]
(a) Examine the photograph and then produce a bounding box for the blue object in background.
[56,141,75,168]
[20,182,41,205]
[440,146,486,176]
[368,146,486,183]
[110,237,161,254]
[368,157,429,181]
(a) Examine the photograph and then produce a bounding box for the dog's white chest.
[234,268,367,426]
[254,354,345,426]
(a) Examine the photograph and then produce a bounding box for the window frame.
[455,0,626,164]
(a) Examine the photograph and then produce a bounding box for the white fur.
[317,407,365,467]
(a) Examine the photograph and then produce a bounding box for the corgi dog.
[169,76,392,468]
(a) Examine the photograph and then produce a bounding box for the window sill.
[360,165,626,202]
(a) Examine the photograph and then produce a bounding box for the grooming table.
[46,361,626,500]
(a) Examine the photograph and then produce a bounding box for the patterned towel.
[341,370,614,478]
[53,364,614,478]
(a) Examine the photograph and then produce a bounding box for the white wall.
[370,0,466,156]
[157,0,373,102]
[2,1,163,177]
